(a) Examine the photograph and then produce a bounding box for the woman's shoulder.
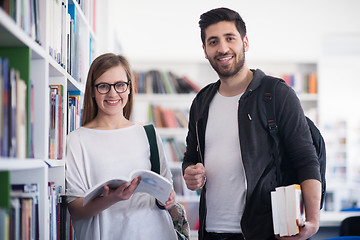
[66,127,87,144]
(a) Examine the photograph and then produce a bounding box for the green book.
[0,171,10,210]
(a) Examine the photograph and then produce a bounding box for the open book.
[271,184,305,237]
[83,169,172,206]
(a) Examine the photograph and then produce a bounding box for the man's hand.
[276,218,318,240]
[184,163,206,190]
[276,179,321,240]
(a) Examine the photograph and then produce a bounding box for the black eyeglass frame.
[94,81,130,94]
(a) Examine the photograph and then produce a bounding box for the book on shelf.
[0,171,10,240]
[1,58,10,157]
[0,0,41,44]
[0,171,11,210]
[162,137,186,163]
[11,183,40,240]
[67,91,81,133]
[15,72,27,159]
[49,84,64,160]
[149,104,189,128]
[271,184,305,237]
[0,55,32,158]
[272,72,317,95]
[9,68,17,158]
[134,70,200,94]
[83,169,172,206]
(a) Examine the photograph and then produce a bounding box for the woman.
[65,53,178,240]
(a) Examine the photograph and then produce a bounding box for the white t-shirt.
[205,92,247,233]
[65,124,177,240]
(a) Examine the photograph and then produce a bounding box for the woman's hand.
[102,177,141,203]
[68,178,141,220]
[157,189,176,210]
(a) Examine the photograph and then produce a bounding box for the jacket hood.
[194,68,266,120]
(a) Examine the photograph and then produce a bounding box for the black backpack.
[259,76,326,209]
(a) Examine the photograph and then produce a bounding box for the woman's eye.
[98,84,108,89]
[116,83,125,88]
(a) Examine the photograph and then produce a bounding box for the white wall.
[96,0,360,119]
[98,0,360,63]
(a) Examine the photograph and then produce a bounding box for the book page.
[130,169,172,204]
[83,178,129,206]
[83,169,172,206]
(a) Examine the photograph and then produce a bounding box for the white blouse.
[65,124,177,240]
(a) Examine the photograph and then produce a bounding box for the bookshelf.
[248,61,319,123]
[132,68,201,237]
[0,0,96,239]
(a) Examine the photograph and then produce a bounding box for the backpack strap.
[260,76,284,186]
[143,124,160,174]
[143,124,165,209]
[143,125,190,239]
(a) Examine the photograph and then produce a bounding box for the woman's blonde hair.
[81,53,135,126]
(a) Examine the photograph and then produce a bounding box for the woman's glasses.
[94,82,130,94]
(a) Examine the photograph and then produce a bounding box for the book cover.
[308,72,317,94]
[275,186,287,236]
[271,191,279,235]
[16,75,27,159]
[83,169,172,206]
[9,69,17,158]
[271,184,305,237]
[0,171,11,210]
[285,184,305,235]
[0,58,3,156]
[1,58,10,157]
[11,183,39,240]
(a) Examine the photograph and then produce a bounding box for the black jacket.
[182,69,320,240]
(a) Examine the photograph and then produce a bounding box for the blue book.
[1,58,9,157]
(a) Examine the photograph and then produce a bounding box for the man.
[182,7,321,240]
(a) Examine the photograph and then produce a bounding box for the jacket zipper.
[238,100,248,240]
[195,120,207,239]
[195,121,204,164]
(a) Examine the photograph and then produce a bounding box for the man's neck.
[218,67,253,97]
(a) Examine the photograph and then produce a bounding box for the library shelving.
[0,0,97,239]
[132,68,201,236]
[248,61,319,123]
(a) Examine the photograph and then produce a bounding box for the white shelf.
[320,211,360,227]
[0,0,96,238]
[0,8,45,59]
[0,159,47,171]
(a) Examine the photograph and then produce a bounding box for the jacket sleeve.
[276,82,321,183]
[182,98,201,174]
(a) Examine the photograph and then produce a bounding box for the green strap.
[143,124,160,174]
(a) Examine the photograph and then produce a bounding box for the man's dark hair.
[199,7,247,45]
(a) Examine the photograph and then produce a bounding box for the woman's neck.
[84,115,134,130]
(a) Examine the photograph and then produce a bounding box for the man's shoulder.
[194,80,220,101]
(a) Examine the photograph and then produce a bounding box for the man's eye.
[209,40,217,45]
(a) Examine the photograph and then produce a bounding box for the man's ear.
[243,36,249,52]
[202,45,208,59]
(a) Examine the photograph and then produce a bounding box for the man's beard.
[208,49,245,78]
